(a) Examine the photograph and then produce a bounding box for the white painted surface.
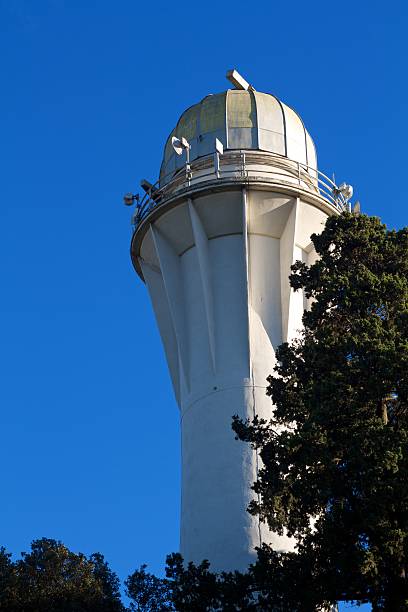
[138,187,329,572]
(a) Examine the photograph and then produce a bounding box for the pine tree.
[233,212,408,610]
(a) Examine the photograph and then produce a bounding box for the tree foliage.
[0,538,124,611]
[2,213,406,611]
[127,213,408,611]
[232,212,408,610]
[126,551,272,611]
[126,548,339,611]
[125,561,173,611]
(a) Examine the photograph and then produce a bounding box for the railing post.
[241,152,246,178]
[214,151,220,178]
[185,161,192,187]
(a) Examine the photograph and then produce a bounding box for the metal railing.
[130,150,350,230]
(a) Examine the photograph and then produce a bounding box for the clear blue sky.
[0,1,405,608]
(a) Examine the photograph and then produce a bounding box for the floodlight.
[140,179,156,193]
[338,182,354,200]
[172,136,191,156]
[226,69,255,91]
[172,136,191,170]
[123,192,136,206]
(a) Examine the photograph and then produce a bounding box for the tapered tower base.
[134,185,329,571]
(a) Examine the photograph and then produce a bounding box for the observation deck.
[130,149,350,273]
[129,73,355,280]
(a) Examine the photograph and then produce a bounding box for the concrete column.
[138,187,328,572]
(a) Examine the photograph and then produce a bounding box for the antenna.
[226,69,255,91]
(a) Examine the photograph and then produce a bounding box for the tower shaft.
[136,183,329,571]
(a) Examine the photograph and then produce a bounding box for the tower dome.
[160,89,317,185]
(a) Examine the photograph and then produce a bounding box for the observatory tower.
[128,71,352,573]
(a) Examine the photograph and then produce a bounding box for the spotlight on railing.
[332,182,354,210]
[172,136,191,161]
[123,193,139,206]
[338,182,354,201]
[140,179,155,194]
[172,136,192,185]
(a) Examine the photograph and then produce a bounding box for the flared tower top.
[159,88,317,185]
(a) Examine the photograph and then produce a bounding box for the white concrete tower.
[129,71,350,573]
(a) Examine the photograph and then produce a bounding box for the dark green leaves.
[233,213,408,610]
[0,538,124,612]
